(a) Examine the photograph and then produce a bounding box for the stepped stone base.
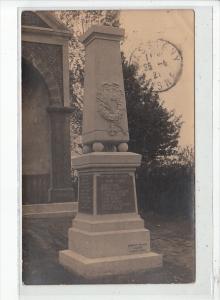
[59,249,162,278]
[59,153,163,278]
[59,213,162,278]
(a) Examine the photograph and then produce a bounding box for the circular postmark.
[131,39,183,92]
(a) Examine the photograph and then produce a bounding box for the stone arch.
[22,52,62,106]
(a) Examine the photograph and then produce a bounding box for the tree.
[122,53,183,163]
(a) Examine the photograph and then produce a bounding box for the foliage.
[53,10,120,154]
[154,145,194,168]
[122,53,183,163]
[136,146,195,218]
[54,10,120,105]
[122,53,193,217]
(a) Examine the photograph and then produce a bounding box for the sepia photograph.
[21,9,195,285]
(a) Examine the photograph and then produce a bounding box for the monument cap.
[79,25,125,45]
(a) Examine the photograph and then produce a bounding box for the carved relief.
[96,82,126,136]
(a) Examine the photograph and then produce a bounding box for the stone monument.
[59,25,162,278]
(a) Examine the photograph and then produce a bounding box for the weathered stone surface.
[22,59,50,176]
[48,109,73,188]
[78,174,93,214]
[48,187,74,203]
[68,213,151,258]
[22,41,63,105]
[22,11,50,28]
[81,25,129,145]
[60,211,162,277]
[48,109,74,203]
[59,250,162,279]
[71,152,141,170]
[22,174,50,204]
[72,212,145,232]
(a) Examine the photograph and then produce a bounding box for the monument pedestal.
[59,153,162,278]
[59,25,162,279]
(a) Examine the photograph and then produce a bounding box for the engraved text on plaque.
[97,173,135,214]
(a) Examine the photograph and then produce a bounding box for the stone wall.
[22,58,50,175]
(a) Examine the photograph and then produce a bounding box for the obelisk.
[59,25,162,278]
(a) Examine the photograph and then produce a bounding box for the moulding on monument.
[79,25,124,46]
[71,152,141,170]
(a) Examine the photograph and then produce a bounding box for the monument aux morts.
[59,25,163,278]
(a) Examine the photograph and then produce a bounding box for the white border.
[0,1,219,300]
[213,2,220,300]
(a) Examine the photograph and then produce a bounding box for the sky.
[120,10,194,147]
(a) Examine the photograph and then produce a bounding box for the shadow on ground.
[22,212,195,285]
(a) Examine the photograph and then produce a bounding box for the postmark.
[131,39,183,92]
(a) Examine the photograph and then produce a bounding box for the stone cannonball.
[117,143,128,152]
[82,145,90,154]
[92,142,104,152]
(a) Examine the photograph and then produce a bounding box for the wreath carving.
[96,82,126,136]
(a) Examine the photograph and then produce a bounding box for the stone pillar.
[59,25,162,278]
[47,106,74,203]
[81,26,129,146]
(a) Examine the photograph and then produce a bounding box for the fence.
[136,163,195,219]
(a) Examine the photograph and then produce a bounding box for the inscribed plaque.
[97,173,135,214]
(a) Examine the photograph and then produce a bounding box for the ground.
[22,212,195,285]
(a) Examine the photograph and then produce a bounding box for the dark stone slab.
[97,173,136,214]
[22,59,50,177]
[79,174,93,214]
[48,110,72,189]
[22,174,50,204]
